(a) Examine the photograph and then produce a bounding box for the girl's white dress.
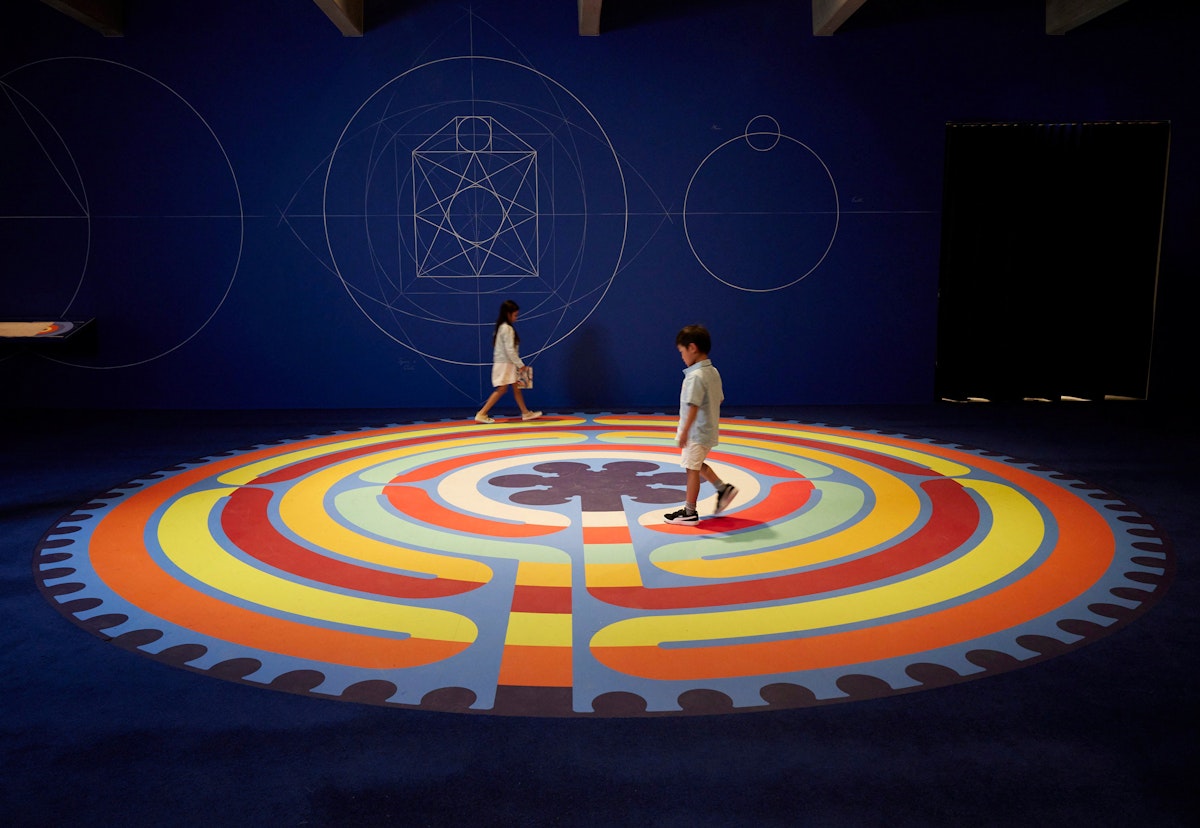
[491,322,523,387]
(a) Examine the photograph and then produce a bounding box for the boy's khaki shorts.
[680,442,711,471]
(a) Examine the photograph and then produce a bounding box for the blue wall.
[2,0,1196,410]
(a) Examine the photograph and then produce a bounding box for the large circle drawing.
[322,56,628,367]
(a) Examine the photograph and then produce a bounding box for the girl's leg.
[477,385,508,418]
[512,385,542,420]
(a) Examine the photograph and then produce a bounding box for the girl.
[475,300,541,423]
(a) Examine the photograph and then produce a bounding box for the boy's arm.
[677,403,699,447]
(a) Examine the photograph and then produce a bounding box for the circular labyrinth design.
[35,416,1171,717]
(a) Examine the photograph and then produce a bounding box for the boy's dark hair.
[675,324,711,354]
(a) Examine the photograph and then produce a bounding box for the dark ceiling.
[34,0,1139,39]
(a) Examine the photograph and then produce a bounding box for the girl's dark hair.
[493,300,521,346]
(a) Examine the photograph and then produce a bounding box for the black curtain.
[937,121,1169,401]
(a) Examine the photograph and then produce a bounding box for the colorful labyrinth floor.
[34,414,1172,716]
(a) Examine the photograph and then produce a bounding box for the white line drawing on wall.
[412,116,540,280]
[322,53,628,371]
[684,115,839,292]
[0,57,244,369]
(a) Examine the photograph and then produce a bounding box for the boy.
[664,325,738,525]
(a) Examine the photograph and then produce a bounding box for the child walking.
[664,324,737,524]
[475,299,541,424]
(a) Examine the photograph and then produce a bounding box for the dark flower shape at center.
[488,461,687,512]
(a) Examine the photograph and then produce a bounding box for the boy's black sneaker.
[664,508,699,525]
[715,483,739,513]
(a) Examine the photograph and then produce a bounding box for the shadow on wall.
[565,326,618,408]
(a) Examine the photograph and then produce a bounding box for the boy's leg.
[685,468,702,510]
[665,448,704,524]
[702,462,739,513]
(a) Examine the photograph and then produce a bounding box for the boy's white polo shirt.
[678,358,723,448]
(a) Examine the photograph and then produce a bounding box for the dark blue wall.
[2,0,1195,410]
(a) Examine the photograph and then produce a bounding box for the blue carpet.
[1,404,1196,826]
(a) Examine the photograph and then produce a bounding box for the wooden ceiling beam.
[313,0,363,37]
[38,0,123,36]
[29,0,1138,43]
[1046,0,1131,35]
[812,0,871,36]
[578,0,602,36]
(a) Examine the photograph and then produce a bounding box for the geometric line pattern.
[413,116,538,279]
[34,415,1172,717]
[319,53,627,368]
